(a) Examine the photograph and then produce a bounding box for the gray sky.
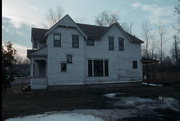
[2,0,179,57]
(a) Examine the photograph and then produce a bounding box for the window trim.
[53,33,61,47]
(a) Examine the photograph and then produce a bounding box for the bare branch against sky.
[2,0,179,58]
[141,20,156,58]
[43,6,64,28]
[95,10,119,27]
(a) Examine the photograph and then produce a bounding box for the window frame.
[53,33,61,47]
[108,36,114,50]
[72,35,79,48]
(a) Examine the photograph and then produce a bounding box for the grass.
[2,84,180,121]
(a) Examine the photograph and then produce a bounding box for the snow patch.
[104,93,117,98]
[103,93,127,98]
[5,113,105,121]
[113,97,155,107]
[142,82,163,87]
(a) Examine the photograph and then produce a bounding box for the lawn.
[2,83,180,121]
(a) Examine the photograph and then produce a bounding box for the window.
[88,60,109,77]
[105,60,109,76]
[94,60,103,76]
[54,33,61,47]
[119,37,124,51]
[72,35,79,48]
[88,60,92,77]
[61,63,67,72]
[67,55,72,63]
[109,37,114,50]
[132,61,137,69]
[87,39,94,46]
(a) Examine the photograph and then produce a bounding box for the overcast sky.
[2,0,179,57]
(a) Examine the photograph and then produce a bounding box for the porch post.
[30,59,34,78]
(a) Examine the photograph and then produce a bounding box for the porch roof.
[27,47,47,58]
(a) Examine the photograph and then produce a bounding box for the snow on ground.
[103,93,127,98]
[5,109,139,121]
[5,94,180,121]
[142,82,163,87]
[103,93,117,98]
[104,93,180,111]
[5,112,105,121]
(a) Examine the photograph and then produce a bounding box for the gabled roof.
[76,23,108,40]
[44,14,87,39]
[31,28,48,42]
[31,16,144,44]
[126,32,144,44]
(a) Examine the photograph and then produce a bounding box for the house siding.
[84,25,142,84]
[47,27,85,86]
[47,24,142,86]
[29,15,143,89]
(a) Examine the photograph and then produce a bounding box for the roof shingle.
[32,28,48,42]
[31,23,143,44]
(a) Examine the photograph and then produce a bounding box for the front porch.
[31,59,47,89]
[27,47,48,89]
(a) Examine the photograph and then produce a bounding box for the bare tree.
[157,22,168,63]
[95,10,133,34]
[174,2,180,33]
[14,55,24,64]
[95,10,119,27]
[141,21,156,58]
[121,22,133,34]
[150,38,157,59]
[170,35,180,64]
[43,6,64,28]
[14,55,30,64]
[74,17,86,23]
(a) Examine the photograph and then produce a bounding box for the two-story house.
[27,14,144,90]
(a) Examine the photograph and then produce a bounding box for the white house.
[27,14,144,90]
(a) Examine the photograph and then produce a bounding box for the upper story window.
[87,39,94,46]
[119,37,124,51]
[108,37,114,50]
[54,33,61,47]
[72,35,79,48]
[132,61,138,69]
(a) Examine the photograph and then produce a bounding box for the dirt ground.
[2,83,180,121]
